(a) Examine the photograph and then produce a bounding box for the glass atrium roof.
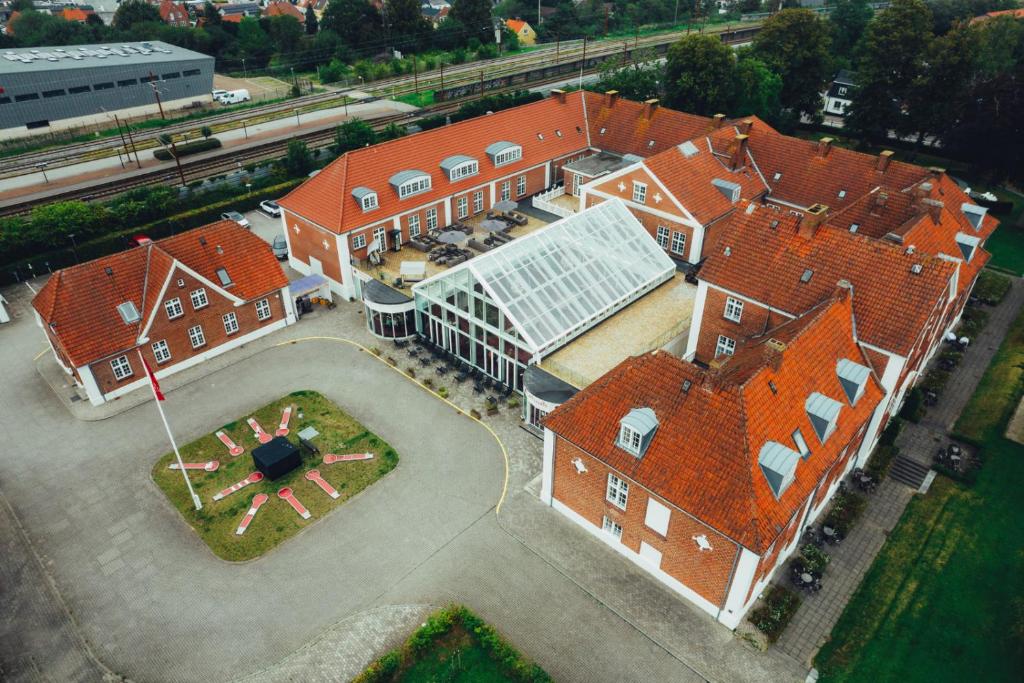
[414,200,676,355]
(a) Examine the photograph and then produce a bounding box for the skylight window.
[806,392,843,443]
[850,223,859,233]
[599,127,606,135]
[555,129,562,137]
[773,172,782,181]
[800,269,814,283]
[537,133,544,140]
[216,267,232,287]
[792,428,810,459]
[838,189,847,199]
[117,301,140,324]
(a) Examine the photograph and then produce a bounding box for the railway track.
[0,23,761,217]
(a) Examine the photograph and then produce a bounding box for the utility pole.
[480,70,484,99]
[579,36,587,90]
[413,56,418,94]
[112,114,131,164]
[439,62,444,97]
[555,35,560,65]
[168,138,187,186]
[148,72,166,119]
[122,117,142,168]
[604,5,609,36]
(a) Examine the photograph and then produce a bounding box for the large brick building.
[542,291,882,627]
[32,222,295,406]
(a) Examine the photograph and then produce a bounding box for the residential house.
[158,0,191,27]
[32,222,296,406]
[823,69,856,119]
[263,0,305,25]
[505,18,537,45]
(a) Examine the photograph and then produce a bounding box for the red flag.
[141,355,165,401]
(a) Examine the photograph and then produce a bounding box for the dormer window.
[440,155,479,182]
[389,170,432,199]
[836,359,871,405]
[712,178,741,203]
[617,407,658,458]
[955,232,980,262]
[961,202,987,231]
[352,186,378,212]
[485,141,522,167]
[758,441,800,499]
[806,392,843,443]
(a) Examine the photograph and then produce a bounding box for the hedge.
[749,585,801,642]
[153,138,222,160]
[1,179,301,286]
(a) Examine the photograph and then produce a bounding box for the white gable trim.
[136,263,176,344]
[586,187,702,230]
[703,281,797,319]
[175,261,246,306]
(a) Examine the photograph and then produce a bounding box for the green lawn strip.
[151,390,398,561]
[355,605,550,683]
[984,223,1024,277]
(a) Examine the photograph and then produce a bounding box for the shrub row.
[153,137,222,160]
[749,585,801,642]
[354,605,551,683]
[823,488,867,537]
[973,269,1012,305]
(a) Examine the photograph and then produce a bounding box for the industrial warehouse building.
[0,41,214,137]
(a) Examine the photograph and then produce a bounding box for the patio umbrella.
[480,219,506,233]
[437,230,467,244]
[494,200,518,212]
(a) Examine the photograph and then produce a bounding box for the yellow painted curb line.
[34,346,48,361]
[274,335,511,515]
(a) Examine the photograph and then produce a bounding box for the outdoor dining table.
[801,572,814,584]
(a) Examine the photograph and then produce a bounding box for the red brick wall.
[452,186,491,220]
[694,287,793,362]
[88,272,286,396]
[552,437,740,607]
[283,210,344,284]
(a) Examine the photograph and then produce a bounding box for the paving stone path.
[773,275,1024,667]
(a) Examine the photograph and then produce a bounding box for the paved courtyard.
[0,260,805,682]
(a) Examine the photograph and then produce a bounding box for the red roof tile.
[263,1,305,21]
[583,91,718,157]
[699,203,958,356]
[32,222,287,367]
[545,292,883,553]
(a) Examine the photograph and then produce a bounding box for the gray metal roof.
[363,279,412,305]
[485,141,519,157]
[351,186,376,201]
[805,392,843,442]
[678,140,699,158]
[389,169,429,189]
[523,365,578,404]
[0,41,212,75]
[563,151,631,178]
[836,359,870,404]
[711,178,741,202]
[439,154,476,173]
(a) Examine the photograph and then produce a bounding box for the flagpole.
[138,349,202,510]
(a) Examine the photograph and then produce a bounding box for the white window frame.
[457,196,468,220]
[670,231,686,256]
[110,355,132,380]
[716,335,736,357]
[152,339,171,364]
[222,312,239,335]
[164,297,183,320]
[372,225,387,251]
[602,516,623,540]
[352,233,367,249]
[606,473,629,510]
[632,181,647,204]
[493,146,521,167]
[473,191,484,214]
[500,180,511,202]
[572,172,581,196]
[656,226,669,249]
[724,297,743,323]
[190,288,208,310]
[360,193,378,211]
[255,298,271,321]
[426,207,438,231]
[398,175,431,199]
[618,424,642,455]
[516,174,526,197]
[449,160,478,181]
[187,324,206,349]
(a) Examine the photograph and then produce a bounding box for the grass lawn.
[152,390,398,561]
[396,90,435,107]
[814,306,1024,682]
[400,625,515,682]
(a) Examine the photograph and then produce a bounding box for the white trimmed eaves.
[136,262,176,344]
[586,187,702,230]
[175,261,246,306]
[703,281,796,319]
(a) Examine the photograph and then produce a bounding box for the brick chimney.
[921,198,944,224]
[870,191,889,216]
[712,113,726,129]
[551,88,566,104]
[928,166,946,178]
[643,98,659,119]
[876,150,894,172]
[729,134,749,170]
[817,137,834,157]
[798,203,829,239]
[738,118,754,134]
[604,90,619,107]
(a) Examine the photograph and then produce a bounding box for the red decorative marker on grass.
[247,417,273,444]
[278,487,311,519]
[323,452,374,465]
[212,471,265,501]
[168,460,219,472]
[216,430,245,456]
[235,493,269,535]
[304,469,340,499]
[276,405,293,437]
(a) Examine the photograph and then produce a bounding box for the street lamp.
[242,119,248,139]
[38,162,49,183]
[294,108,300,126]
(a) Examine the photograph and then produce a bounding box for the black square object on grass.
[252,436,301,480]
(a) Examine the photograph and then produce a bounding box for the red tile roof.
[61,7,94,21]
[506,18,529,33]
[263,0,305,22]
[699,203,958,356]
[220,13,243,23]
[582,91,717,157]
[33,222,287,368]
[545,292,883,553]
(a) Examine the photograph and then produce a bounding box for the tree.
[450,0,495,43]
[322,0,384,50]
[845,0,933,142]
[379,121,407,141]
[10,0,34,11]
[751,8,832,121]
[383,0,431,52]
[158,133,173,149]
[305,4,319,35]
[112,0,161,30]
[284,141,314,176]
[263,14,304,55]
[828,0,872,62]
[8,10,97,46]
[664,34,735,115]
[203,1,222,26]
[333,118,377,153]
[595,51,664,102]
[732,56,782,122]
[200,126,213,140]
[905,24,977,146]
[236,17,274,67]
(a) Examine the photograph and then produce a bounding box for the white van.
[219,89,251,105]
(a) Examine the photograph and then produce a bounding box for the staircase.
[889,454,931,489]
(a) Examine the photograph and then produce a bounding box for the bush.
[921,368,952,395]
[899,387,926,423]
[958,306,990,339]
[800,544,831,573]
[437,386,448,398]
[507,396,520,408]
[866,443,899,481]
[749,585,801,642]
[879,417,903,446]
[824,488,867,536]
[973,270,1012,305]
[423,377,433,387]
[153,137,222,160]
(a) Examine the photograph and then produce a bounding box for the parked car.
[218,89,251,105]
[260,200,282,217]
[212,89,228,101]
[272,234,288,260]
[220,211,250,229]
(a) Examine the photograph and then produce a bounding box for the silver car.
[220,211,251,229]
[272,234,288,260]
